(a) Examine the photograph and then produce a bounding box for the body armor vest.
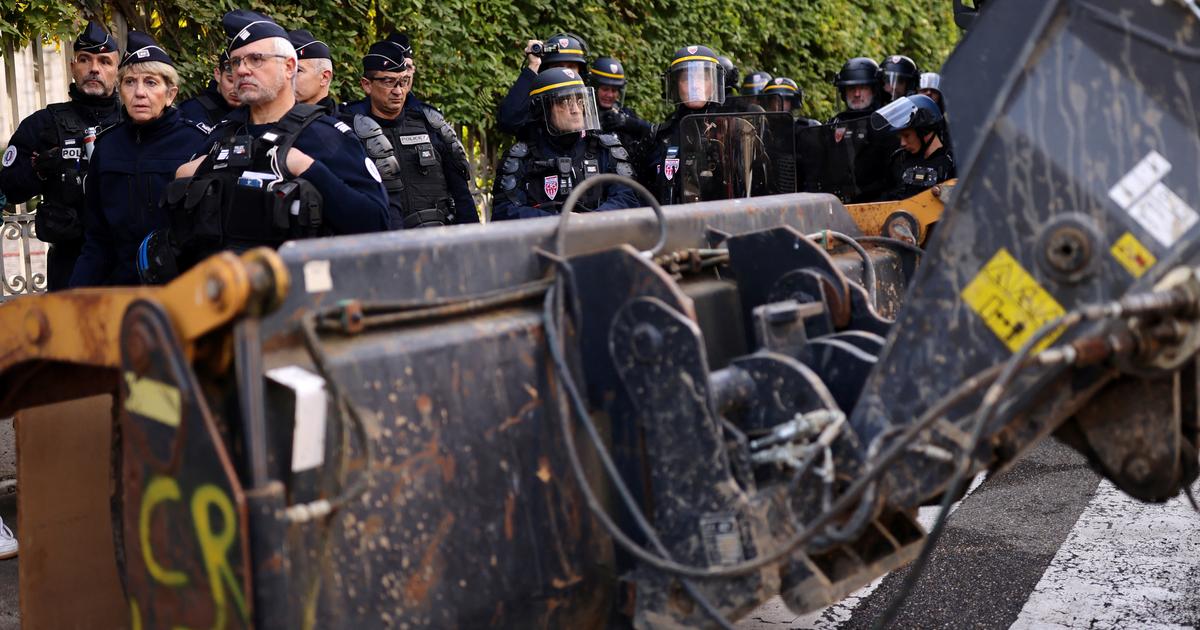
[499,133,631,213]
[164,104,327,260]
[383,109,453,228]
[36,104,118,242]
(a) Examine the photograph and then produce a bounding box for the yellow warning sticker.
[961,248,1066,353]
[124,372,181,428]
[1110,232,1157,279]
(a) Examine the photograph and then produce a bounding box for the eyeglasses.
[227,53,290,71]
[366,74,413,90]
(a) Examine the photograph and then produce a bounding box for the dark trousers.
[45,239,82,291]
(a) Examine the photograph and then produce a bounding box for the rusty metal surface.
[844,182,952,243]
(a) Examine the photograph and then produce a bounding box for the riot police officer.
[816,56,897,202]
[178,51,241,126]
[879,55,920,104]
[590,56,654,165]
[762,77,820,127]
[158,10,389,277]
[872,94,955,201]
[341,33,478,227]
[918,72,944,111]
[496,33,589,137]
[717,55,740,100]
[0,21,123,290]
[643,45,728,205]
[492,67,638,220]
[290,29,338,112]
[829,57,880,123]
[70,32,210,286]
[737,70,772,110]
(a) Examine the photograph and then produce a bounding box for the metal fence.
[1,213,45,300]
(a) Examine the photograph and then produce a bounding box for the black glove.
[599,108,629,133]
[32,147,62,180]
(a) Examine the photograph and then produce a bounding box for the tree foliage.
[4,0,960,147]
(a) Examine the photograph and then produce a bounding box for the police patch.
[544,175,560,199]
[610,63,619,73]
[365,157,382,183]
[687,46,698,54]
[2,146,16,168]
[558,38,569,48]
[563,69,576,79]
[664,158,679,181]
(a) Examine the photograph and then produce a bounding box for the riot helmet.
[664,45,724,109]
[879,55,920,103]
[871,94,942,132]
[833,57,880,112]
[530,66,600,136]
[717,55,739,98]
[539,33,589,76]
[740,71,772,96]
[590,56,626,109]
[762,77,803,113]
[918,72,944,110]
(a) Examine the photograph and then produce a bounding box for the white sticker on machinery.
[266,365,328,472]
[1108,151,1197,246]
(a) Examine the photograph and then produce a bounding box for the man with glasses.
[158,10,388,276]
[178,50,241,126]
[341,33,478,227]
[0,21,124,290]
[492,66,638,220]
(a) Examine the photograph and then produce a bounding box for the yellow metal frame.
[0,248,288,373]
[844,179,956,243]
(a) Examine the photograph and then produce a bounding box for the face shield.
[871,96,924,133]
[667,60,724,109]
[540,85,601,135]
[880,71,912,101]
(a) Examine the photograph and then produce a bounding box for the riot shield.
[796,117,899,203]
[678,111,796,203]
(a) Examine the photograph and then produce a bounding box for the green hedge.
[4,1,959,143]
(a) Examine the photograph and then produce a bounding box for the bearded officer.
[341,33,479,227]
[0,21,123,290]
[492,67,638,220]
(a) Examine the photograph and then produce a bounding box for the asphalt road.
[739,439,1200,629]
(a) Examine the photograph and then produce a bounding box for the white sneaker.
[0,517,16,560]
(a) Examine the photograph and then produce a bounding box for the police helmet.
[833,57,879,87]
[879,55,920,102]
[530,66,600,136]
[762,76,804,113]
[664,45,725,108]
[590,56,626,87]
[870,94,942,134]
[716,55,740,97]
[540,33,589,75]
[740,71,772,96]
[918,72,944,109]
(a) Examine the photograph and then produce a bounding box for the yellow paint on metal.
[845,180,953,243]
[124,372,182,427]
[1110,232,1157,279]
[961,248,1066,353]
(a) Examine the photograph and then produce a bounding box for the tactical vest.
[383,109,454,228]
[823,116,874,203]
[192,92,226,126]
[36,103,118,242]
[163,104,327,260]
[498,133,632,213]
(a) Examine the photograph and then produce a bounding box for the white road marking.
[739,474,988,628]
[1010,479,1200,630]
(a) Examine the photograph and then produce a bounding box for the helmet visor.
[871,95,917,132]
[881,71,912,101]
[541,86,601,135]
[667,60,724,108]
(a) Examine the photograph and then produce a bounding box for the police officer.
[717,55,740,100]
[161,10,389,275]
[341,33,478,227]
[290,29,338,112]
[762,77,820,127]
[879,55,920,104]
[70,32,210,286]
[829,57,880,123]
[590,56,654,164]
[738,70,772,109]
[178,51,240,126]
[818,56,897,202]
[492,67,638,220]
[496,32,589,137]
[872,94,955,201]
[918,72,944,111]
[643,45,728,205]
[0,21,123,290]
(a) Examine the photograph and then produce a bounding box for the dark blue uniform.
[496,69,538,137]
[343,96,478,227]
[0,84,121,289]
[492,130,639,220]
[642,105,728,205]
[202,106,390,235]
[69,108,209,286]
[177,80,234,127]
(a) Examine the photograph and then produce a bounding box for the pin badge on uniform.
[544,175,559,199]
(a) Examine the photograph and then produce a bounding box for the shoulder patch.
[2,146,17,168]
[334,120,353,135]
[364,157,383,183]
